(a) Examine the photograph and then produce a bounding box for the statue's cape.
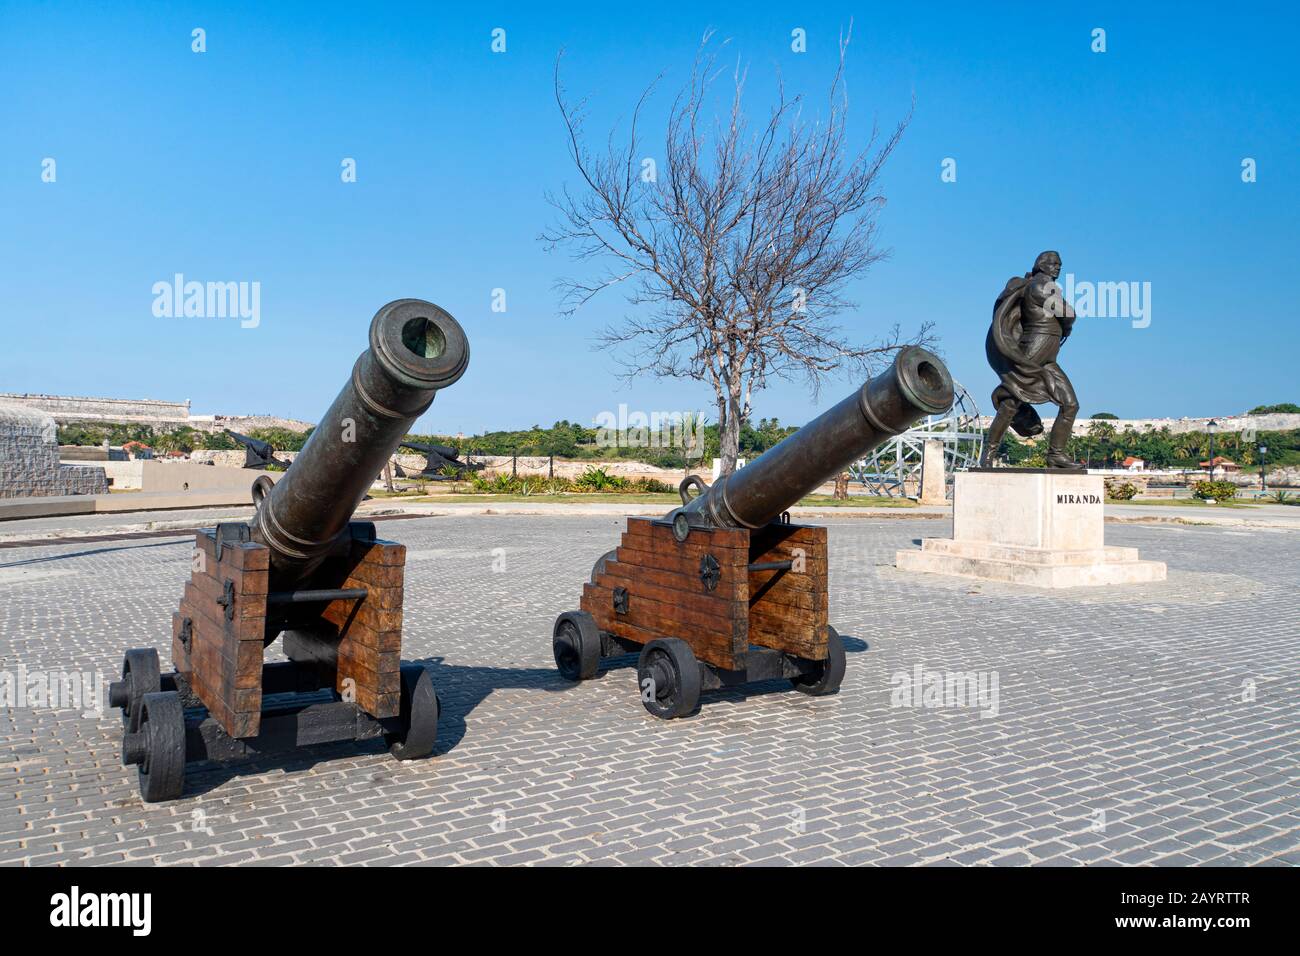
[985,273,1072,436]
[989,276,1028,366]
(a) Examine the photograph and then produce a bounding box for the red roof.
[1122,456,1144,466]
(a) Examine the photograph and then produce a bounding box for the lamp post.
[1206,419,1218,482]
[1259,444,1268,492]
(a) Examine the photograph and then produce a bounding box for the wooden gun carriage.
[110,299,468,801]
[552,348,954,718]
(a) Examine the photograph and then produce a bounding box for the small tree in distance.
[542,25,933,476]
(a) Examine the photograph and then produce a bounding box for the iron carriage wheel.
[132,691,187,803]
[552,610,601,681]
[636,638,701,719]
[110,647,161,733]
[387,664,440,760]
[791,625,847,696]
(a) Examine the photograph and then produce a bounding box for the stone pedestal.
[0,403,108,498]
[896,470,1166,588]
[918,439,946,505]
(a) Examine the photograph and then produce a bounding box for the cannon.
[395,439,480,479]
[224,428,294,470]
[109,299,469,801]
[551,346,953,718]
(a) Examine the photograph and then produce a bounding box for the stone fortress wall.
[0,393,191,425]
[0,393,312,434]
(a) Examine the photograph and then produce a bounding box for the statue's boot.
[981,400,1019,467]
[1045,406,1081,470]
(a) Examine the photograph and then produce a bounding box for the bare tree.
[542,26,932,476]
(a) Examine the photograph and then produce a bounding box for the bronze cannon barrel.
[676,346,953,529]
[401,440,460,459]
[251,299,469,588]
[224,428,275,458]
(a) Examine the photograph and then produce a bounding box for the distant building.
[1199,456,1240,473]
[1122,456,1146,471]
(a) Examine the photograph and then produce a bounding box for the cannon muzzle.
[251,299,469,587]
[675,346,953,530]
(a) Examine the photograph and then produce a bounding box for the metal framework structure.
[850,381,983,500]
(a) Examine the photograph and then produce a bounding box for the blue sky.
[1,1,1296,435]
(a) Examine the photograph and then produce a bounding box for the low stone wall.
[146,461,273,493]
[189,450,246,468]
[976,413,1300,437]
[58,445,130,462]
[467,455,690,483]
[58,458,279,494]
[1085,467,1299,489]
[187,449,303,468]
[1226,465,1300,488]
[191,415,314,435]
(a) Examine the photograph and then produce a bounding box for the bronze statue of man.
[979,250,1082,470]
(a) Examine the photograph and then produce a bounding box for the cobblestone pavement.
[1,515,1297,866]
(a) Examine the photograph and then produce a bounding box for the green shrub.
[543,477,573,495]
[443,468,673,496]
[1192,480,1236,501]
[1104,478,1138,500]
[574,466,626,491]
[628,476,674,494]
[518,477,547,496]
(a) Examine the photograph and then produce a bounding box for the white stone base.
[896,470,1166,588]
[896,539,1167,587]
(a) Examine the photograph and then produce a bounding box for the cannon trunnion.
[109,299,468,802]
[552,347,954,719]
